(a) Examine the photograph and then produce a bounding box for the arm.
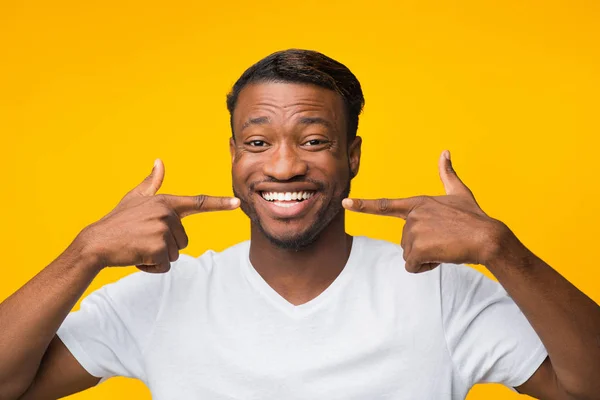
[0,239,102,399]
[17,336,101,400]
[343,150,600,399]
[0,159,239,399]
[485,227,600,399]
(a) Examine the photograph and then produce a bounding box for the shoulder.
[171,240,250,277]
[439,262,506,300]
[354,235,405,260]
[150,240,251,294]
[355,236,498,286]
[100,241,250,297]
[352,236,439,286]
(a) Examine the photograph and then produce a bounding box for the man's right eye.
[247,140,266,147]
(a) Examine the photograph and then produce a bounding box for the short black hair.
[226,49,365,142]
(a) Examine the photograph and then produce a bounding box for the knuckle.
[141,263,170,274]
[147,202,170,220]
[150,240,167,254]
[169,251,180,262]
[153,194,167,204]
[160,208,178,222]
[157,205,173,219]
[148,251,161,261]
[356,199,365,211]
[377,198,390,213]
[401,248,408,261]
[160,264,171,273]
[155,223,170,235]
[195,195,207,210]
[416,195,430,204]
[411,240,424,254]
[181,232,189,249]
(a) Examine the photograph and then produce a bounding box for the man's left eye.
[304,139,327,146]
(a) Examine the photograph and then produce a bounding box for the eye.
[305,138,329,146]
[247,140,267,147]
[302,138,330,148]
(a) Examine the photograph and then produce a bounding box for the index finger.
[163,194,240,218]
[342,197,421,219]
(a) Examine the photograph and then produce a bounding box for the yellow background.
[1,0,599,398]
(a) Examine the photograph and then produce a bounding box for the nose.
[262,143,308,181]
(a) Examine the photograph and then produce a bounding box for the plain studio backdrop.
[1,1,598,399]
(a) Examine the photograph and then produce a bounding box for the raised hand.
[76,159,240,273]
[342,150,505,273]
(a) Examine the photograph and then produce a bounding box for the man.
[0,49,598,400]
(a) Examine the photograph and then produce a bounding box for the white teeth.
[261,191,315,202]
[273,202,296,208]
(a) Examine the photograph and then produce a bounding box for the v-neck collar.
[241,236,364,317]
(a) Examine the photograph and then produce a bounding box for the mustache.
[248,177,326,193]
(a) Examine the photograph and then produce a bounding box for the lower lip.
[258,193,318,218]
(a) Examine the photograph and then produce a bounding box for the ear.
[348,136,362,179]
[229,137,236,163]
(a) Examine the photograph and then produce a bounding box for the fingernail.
[444,150,451,160]
[343,199,353,208]
[230,198,240,207]
[153,159,160,169]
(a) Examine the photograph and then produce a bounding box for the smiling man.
[1,50,599,400]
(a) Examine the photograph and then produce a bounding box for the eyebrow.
[240,116,333,131]
[298,116,333,129]
[241,116,270,131]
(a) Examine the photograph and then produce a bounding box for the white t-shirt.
[57,236,547,399]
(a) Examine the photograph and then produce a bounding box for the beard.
[233,176,351,252]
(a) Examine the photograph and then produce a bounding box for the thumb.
[135,159,165,197]
[438,150,474,199]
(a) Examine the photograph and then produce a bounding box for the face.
[230,82,361,250]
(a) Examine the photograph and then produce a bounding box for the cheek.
[232,157,263,191]
[232,153,251,179]
[330,161,352,184]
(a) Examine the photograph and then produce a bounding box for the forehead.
[233,82,346,133]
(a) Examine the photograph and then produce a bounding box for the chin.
[258,222,323,251]
[264,231,321,251]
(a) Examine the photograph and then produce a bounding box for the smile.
[260,191,315,206]
[257,190,318,217]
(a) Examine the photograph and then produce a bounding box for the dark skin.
[229,82,361,305]
[2,81,598,399]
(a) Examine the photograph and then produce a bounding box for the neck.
[249,212,353,306]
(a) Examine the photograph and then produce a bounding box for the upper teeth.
[261,191,315,201]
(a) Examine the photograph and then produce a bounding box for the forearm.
[0,233,102,397]
[485,224,600,398]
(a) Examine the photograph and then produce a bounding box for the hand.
[342,150,506,273]
[76,159,240,273]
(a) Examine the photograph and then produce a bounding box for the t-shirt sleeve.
[56,269,169,382]
[440,263,548,388]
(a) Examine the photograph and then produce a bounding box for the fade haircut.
[226,49,365,143]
